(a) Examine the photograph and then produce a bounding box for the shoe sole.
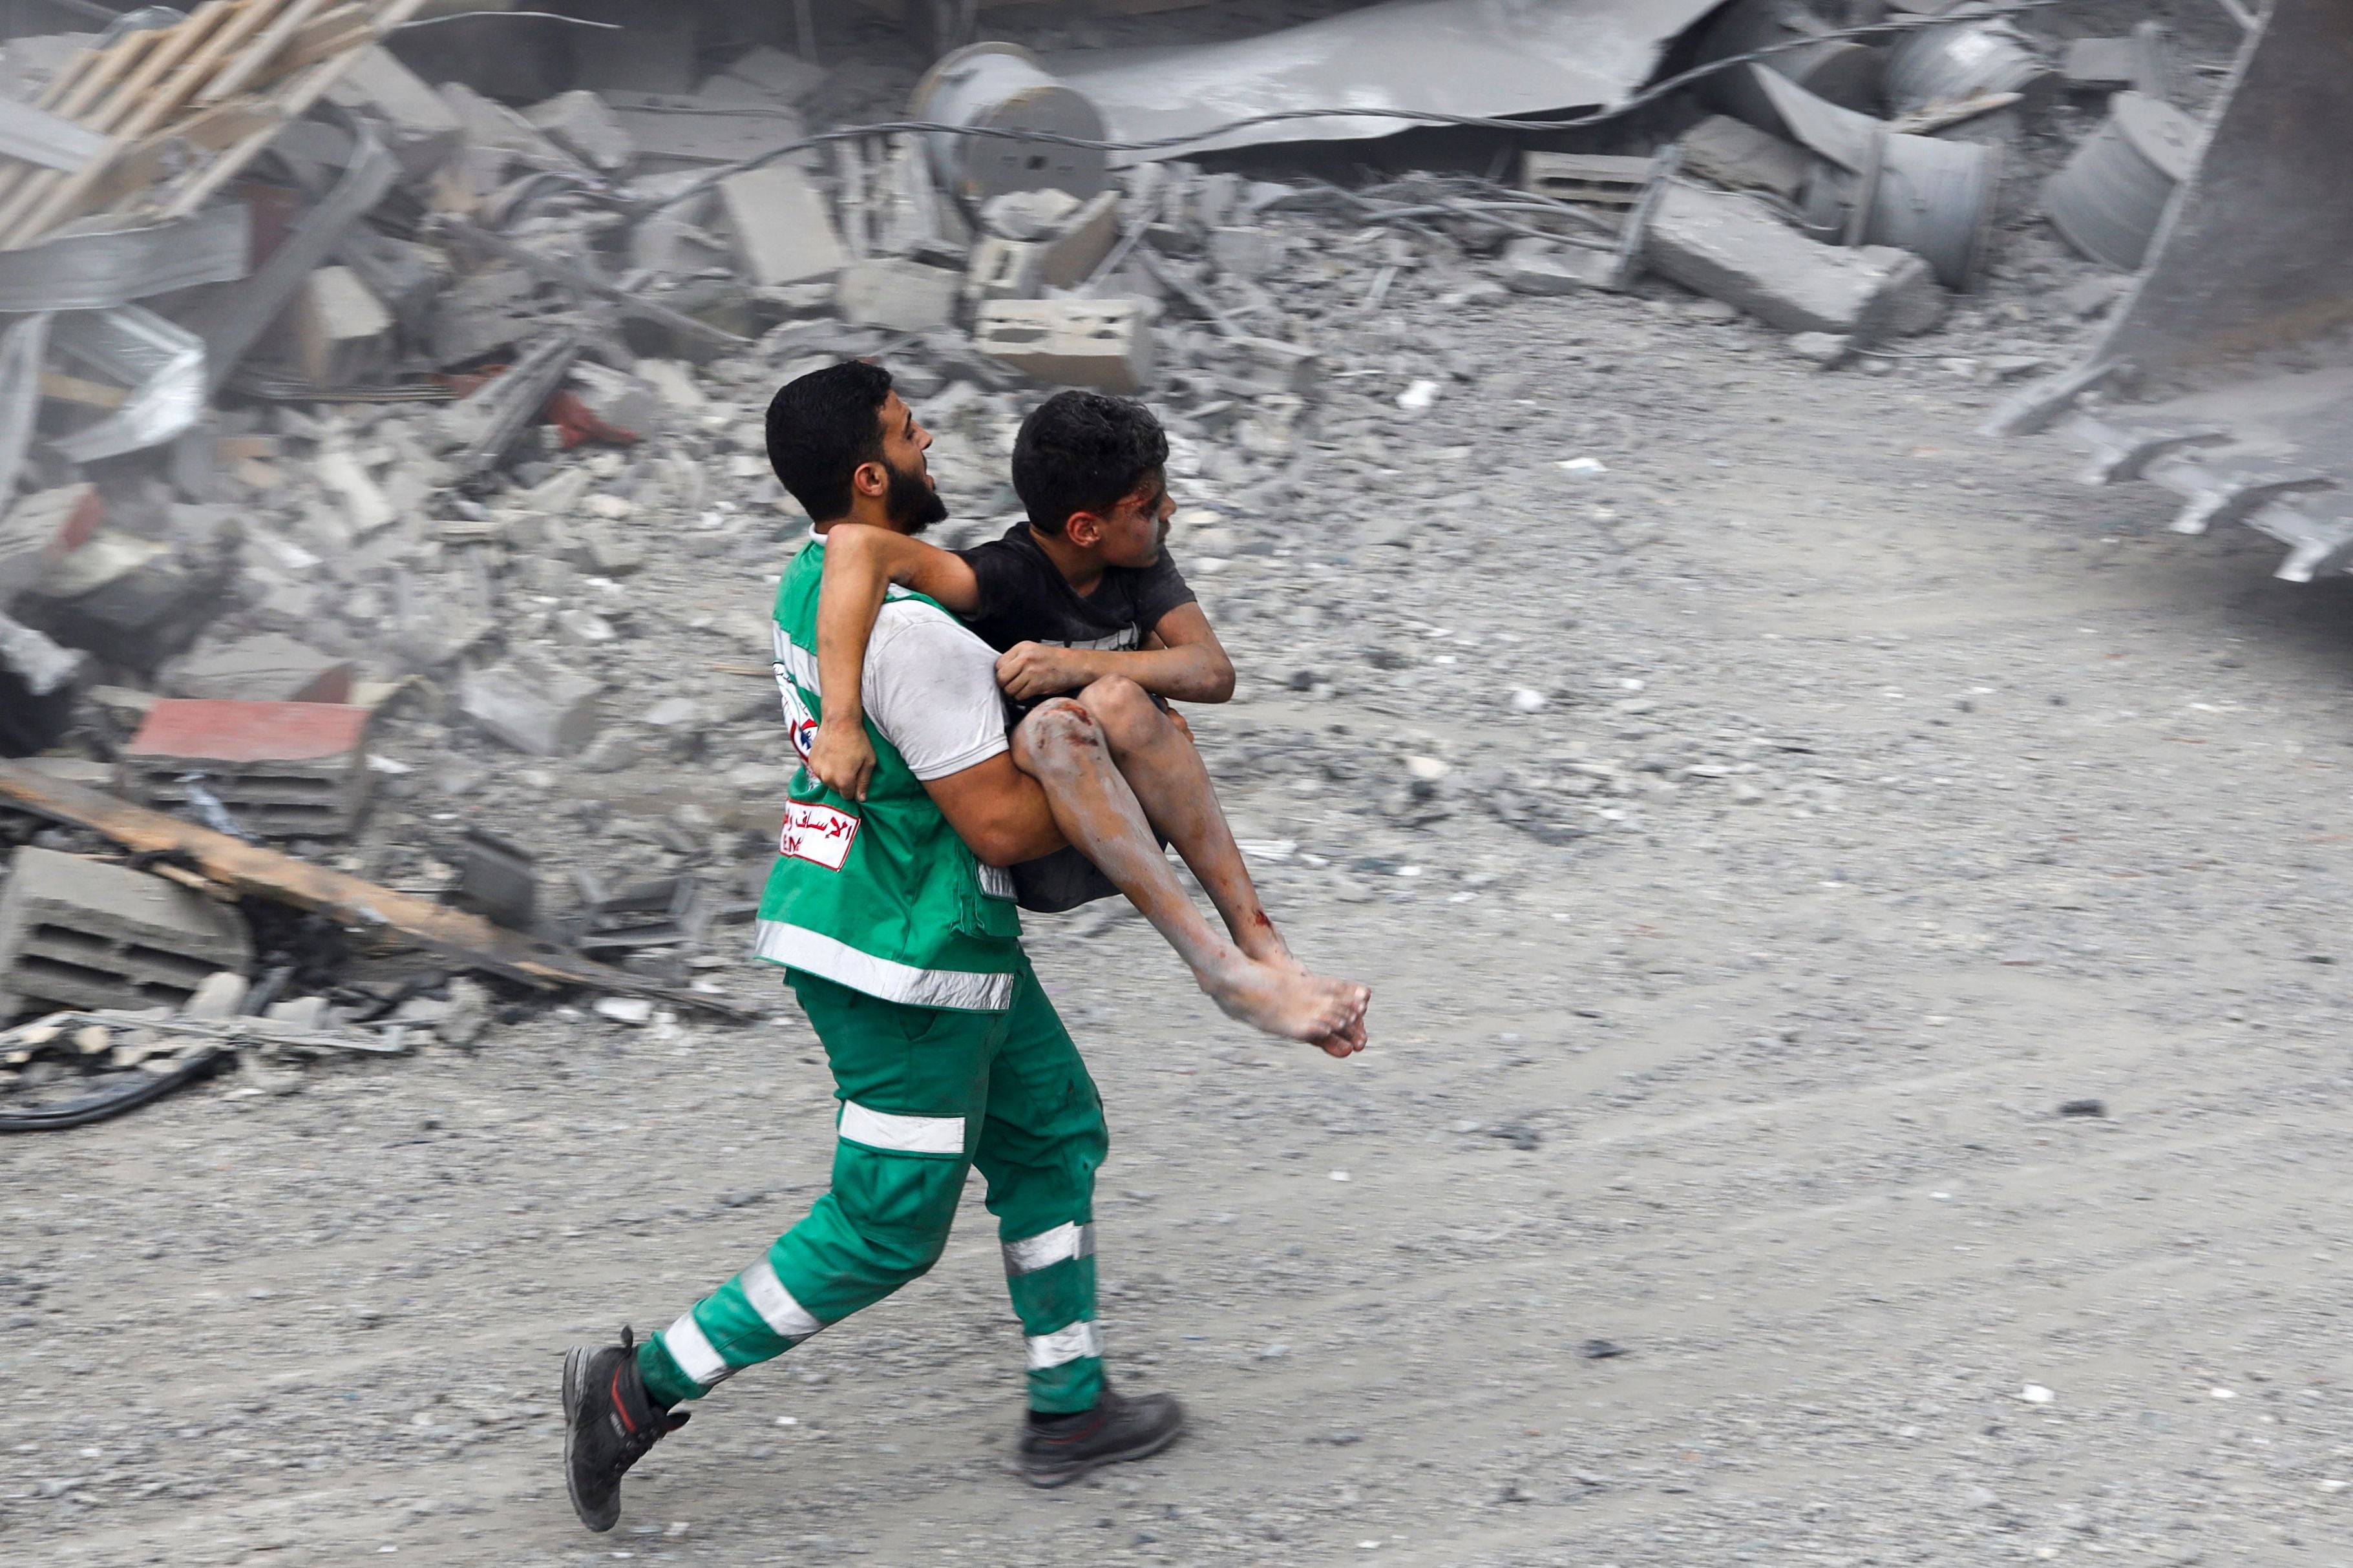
[1019,1417,1186,1489]
[561,1346,619,1533]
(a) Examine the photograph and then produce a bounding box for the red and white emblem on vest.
[779,801,860,870]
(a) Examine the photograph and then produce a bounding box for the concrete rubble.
[0,0,2249,1122]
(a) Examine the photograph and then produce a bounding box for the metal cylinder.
[2045,90,2200,271]
[908,43,1110,209]
[1799,130,2000,289]
[1886,11,2049,114]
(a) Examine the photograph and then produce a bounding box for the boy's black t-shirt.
[956,523,1197,656]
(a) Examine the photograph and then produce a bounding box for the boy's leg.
[1068,675,1290,966]
[636,971,1002,1403]
[1012,698,1367,1047]
[975,959,1187,1485]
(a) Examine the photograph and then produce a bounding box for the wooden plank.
[85,98,280,209]
[196,0,337,105]
[5,0,297,246]
[0,2,252,246]
[0,760,753,1019]
[231,12,373,98]
[0,31,159,214]
[152,0,433,224]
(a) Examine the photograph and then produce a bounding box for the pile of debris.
[0,0,2259,1126]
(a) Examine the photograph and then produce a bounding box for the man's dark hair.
[766,361,893,522]
[1010,390,1170,537]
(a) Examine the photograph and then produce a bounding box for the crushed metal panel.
[0,202,249,312]
[47,304,206,461]
[1052,0,1724,162]
[0,89,105,171]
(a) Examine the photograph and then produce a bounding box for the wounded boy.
[805,388,1368,1054]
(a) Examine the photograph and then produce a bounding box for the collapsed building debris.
[0,0,2295,1128]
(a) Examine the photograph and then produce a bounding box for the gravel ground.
[9,5,2352,1565]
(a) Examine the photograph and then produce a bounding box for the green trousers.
[637,959,1108,1414]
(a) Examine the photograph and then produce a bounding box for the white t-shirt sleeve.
[862,600,1011,780]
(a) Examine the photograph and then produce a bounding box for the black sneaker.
[562,1326,688,1532]
[1017,1385,1187,1488]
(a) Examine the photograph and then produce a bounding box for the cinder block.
[1521,151,1654,209]
[120,699,374,839]
[718,165,847,287]
[835,259,960,331]
[0,846,252,1019]
[163,632,353,705]
[289,266,394,388]
[461,655,601,756]
[967,236,1042,303]
[1645,183,1945,342]
[974,298,1157,393]
[524,90,635,172]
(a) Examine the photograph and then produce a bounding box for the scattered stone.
[523,90,634,172]
[1788,331,1853,368]
[973,298,1156,393]
[719,165,849,287]
[595,996,654,1026]
[835,260,962,331]
[2058,1098,2106,1117]
[1577,1339,1629,1359]
[459,656,602,757]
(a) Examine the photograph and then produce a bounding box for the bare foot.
[1230,908,1302,972]
[1201,959,1370,1046]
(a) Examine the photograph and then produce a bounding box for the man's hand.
[996,642,1093,702]
[807,717,878,802]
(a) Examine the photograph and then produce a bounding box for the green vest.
[752,536,1024,1010]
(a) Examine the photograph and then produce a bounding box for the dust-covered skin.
[1011,690,1369,1054]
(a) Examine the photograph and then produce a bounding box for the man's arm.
[922,751,1066,867]
[809,526,984,799]
[996,603,1237,704]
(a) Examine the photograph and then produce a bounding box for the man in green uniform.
[561,362,1362,1534]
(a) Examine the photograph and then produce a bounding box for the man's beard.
[885,457,949,533]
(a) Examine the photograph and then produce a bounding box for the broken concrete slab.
[968,236,1043,303]
[836,260,962,331]
[439,81,583,177]
[613,92,806,175]
[1678,114,1811,203]
[1037,191,1124,289]
[120,699,374,840]
[460,655,601,756]
[1645,183,1945,342]
[710,45,825,106]
[718,165,849,287]
[974,298,1157,393]
[525,90,635,173]
[288,267,395,389]
[1500,236,1618,296]
[162,634,353,706]
[325,48,463,182]
[0,845,253,1019]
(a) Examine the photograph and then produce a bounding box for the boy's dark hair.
[766,361,894,522]
[1010,390,1170,538]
